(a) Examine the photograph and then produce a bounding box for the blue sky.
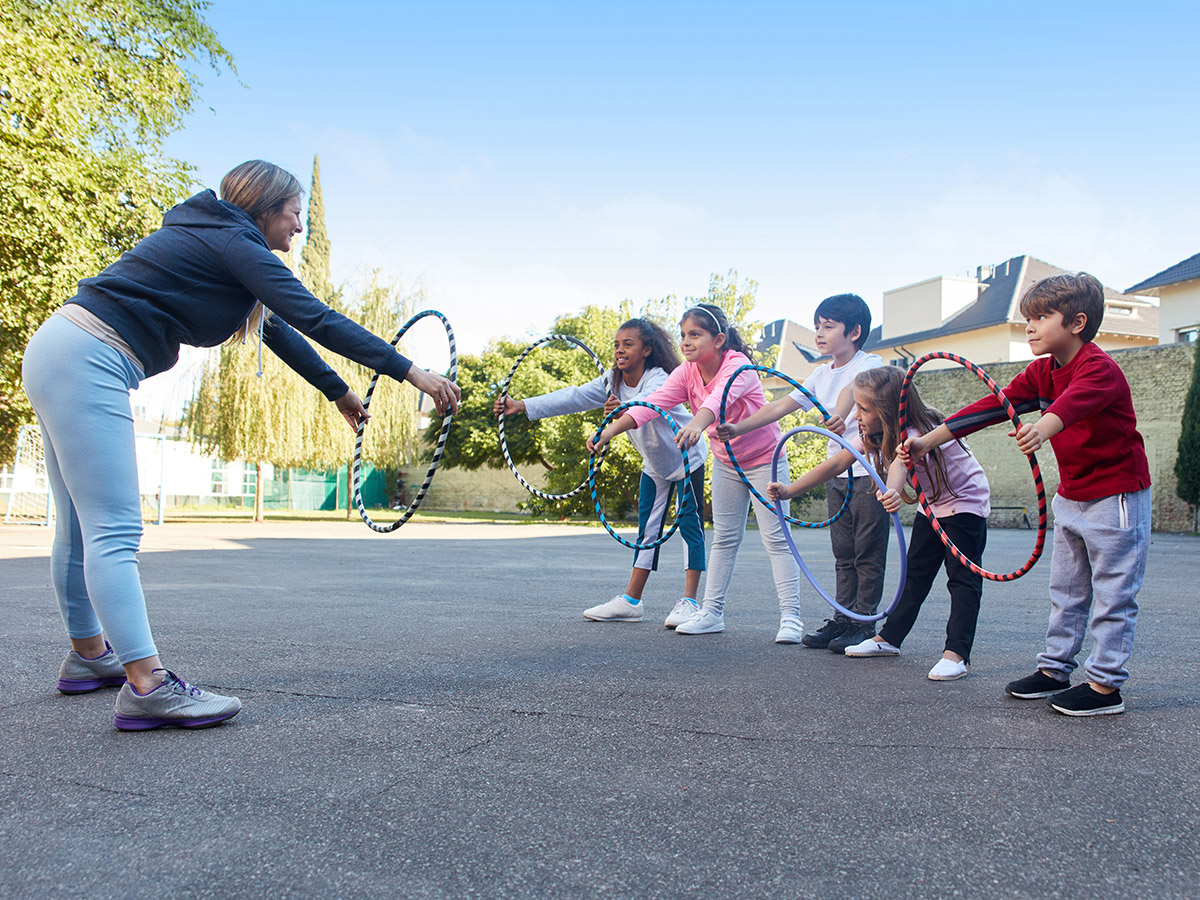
[144,0,1197,411]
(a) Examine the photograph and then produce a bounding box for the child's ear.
[847,324,861,343]
[1070,312,1087,336]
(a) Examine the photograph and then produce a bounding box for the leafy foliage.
[1175,345,1200,526]
[0,0,231,462]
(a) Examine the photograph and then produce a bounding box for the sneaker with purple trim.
[113,669,241,731]
[57,643,127,694]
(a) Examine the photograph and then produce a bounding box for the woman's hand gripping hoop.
[498,335,611,501]
[773,426,908,622]
[353,310,457,533]
[719,364,853,527]
[588,400,693,551]
[899,352,1047,581]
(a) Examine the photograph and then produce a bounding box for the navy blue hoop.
[587,400,694,551]
[772,425,908,623]
[719,364,853,528]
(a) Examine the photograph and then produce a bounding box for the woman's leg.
[23,318,161,686]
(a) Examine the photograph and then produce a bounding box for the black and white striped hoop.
[353,309,457,533]
[497,334,611,501]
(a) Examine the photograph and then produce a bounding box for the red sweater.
[944,343,1151,502]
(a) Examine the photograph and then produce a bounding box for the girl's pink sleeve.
[699,353,756,419]
[626,365,691,428]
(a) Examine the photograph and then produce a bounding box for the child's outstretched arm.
[824,384,855,436]
[900,423,954,466]
[767,448,855,502]
[1011,414,1063,456]
[587,414,636,453]
[715,394,801,441]
[677,409,716,449]
[875,456,911,513]
[494,395,527,417]
[503,375,612,421]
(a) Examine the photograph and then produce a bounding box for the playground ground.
[2,519,1198,900]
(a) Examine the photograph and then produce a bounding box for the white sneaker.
[583,595,643,622]
[844,637,900,657]
[676,608,724,635]
[928,657,969,680]
[775,616,805,644]
[664,597,700,629]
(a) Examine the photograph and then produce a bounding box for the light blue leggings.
[22,315,158,663]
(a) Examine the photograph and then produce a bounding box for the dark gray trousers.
[827,475,890,620]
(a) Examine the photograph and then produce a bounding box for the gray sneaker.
[113,669,241,731]
[57,643,127,693]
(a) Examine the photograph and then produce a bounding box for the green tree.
[298,154,337,305]
[0,0,232,462]
[1176,343,1200,532]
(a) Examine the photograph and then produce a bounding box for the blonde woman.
[21,160,459,731]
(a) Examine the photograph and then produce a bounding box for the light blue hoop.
[772,425,908,623]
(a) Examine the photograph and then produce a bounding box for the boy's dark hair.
[1018,272,1105,343]
[680,303,755,362]
[814,293,871,350]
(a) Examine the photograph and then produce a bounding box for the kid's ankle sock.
[622,593,641,606]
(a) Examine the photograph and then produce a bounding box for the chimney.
[977,264,994,282]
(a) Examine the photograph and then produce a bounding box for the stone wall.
[909,343,1194,532]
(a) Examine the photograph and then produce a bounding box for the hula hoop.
[773,426,908,623]
[353,309,457,533]
[719,364,853,528]
[498,334,611,501]
[587,400,694,551]
[899,352,1047,582]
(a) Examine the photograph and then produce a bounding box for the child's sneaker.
[928,657,969,680]
[113,669,241,731]
[1005,670,1070,699]
[583,595,643,622]
[775,616,804,644]
[675,609,724,635]
[801,618,848,649]
[664,597,700,629]
[57,643,126,693]
[828,622,876,654]
[844,637,900,657]
[1049,683,1125,717]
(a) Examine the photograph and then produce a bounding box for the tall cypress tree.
[299,154,336,304]
[1176,343,1200,532]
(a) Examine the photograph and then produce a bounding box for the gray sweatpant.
[827,475,890,620]
[1037,488,1150,688]
[703,458,801,621]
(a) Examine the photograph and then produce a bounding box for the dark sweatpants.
[879,512,987,662]
[827,475,890,621]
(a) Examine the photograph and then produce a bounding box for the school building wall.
[908,343,1193,532]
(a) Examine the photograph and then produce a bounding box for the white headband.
[683,305,725,335]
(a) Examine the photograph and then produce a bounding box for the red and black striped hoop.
[899,352,1047,582]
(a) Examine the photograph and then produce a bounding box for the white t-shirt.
[788,350,884,478]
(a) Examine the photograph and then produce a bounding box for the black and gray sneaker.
[1004,670,1070,699]
[828,623,876,654]
[113,669,241,731]
[1050,683,1124,717]
[801,619,849,649]
[57,642,126,693]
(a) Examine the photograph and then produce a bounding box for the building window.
[1177,327,1199,345]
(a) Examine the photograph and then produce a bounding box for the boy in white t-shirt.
[717,294,886,650]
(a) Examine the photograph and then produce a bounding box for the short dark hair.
[814,293,871,350]
[1018,273,1105,343]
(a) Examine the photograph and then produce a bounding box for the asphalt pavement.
[2,519,1198,900]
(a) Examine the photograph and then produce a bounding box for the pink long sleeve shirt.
[625,351,782,469]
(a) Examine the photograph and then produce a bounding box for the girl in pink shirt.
[590,303,802,640]
[768,366,990,679]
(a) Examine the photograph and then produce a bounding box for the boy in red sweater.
[903,273,1151,716]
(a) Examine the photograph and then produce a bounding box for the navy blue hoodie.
[68,190,412,399]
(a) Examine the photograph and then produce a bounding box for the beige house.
[1127,252,1200,345]
[757,318,822,390]
[864,255,1158,370]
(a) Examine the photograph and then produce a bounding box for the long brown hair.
[680,303,755,362]
[220,160,304,343]
[610,318,680,389]
[853,366,957,505]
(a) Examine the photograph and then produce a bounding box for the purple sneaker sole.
[58,676,128,694]
[114,709,241,731]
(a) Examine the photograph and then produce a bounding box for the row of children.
[499,273,1151,717]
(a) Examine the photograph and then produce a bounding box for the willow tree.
[0,0,232,461]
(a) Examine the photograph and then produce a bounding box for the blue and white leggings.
[632,467,707,573]
[22,315,158,664]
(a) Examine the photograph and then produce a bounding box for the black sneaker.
[1049,683,1125,717]
[801,619,849,649]
[1005,670,1070,699]
[828,622,876,654]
